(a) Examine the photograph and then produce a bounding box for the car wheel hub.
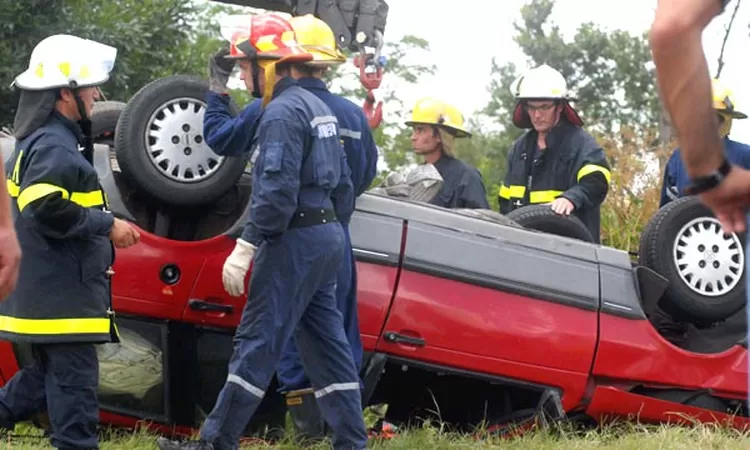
[672,217,744,297]
[145,97,224,183]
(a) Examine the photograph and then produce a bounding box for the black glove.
[208,47,236,93]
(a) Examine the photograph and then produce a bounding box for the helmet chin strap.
[69,81,94,165]
[236,40,262,100]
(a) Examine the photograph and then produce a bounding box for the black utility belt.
[288,208,338,229]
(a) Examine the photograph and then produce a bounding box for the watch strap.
[684,158,732,195]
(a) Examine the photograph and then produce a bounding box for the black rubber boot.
[285,388,329,444]
[156,436,214,450]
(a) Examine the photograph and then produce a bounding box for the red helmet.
[227,14,313,65]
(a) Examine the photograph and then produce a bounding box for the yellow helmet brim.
[303,45,346,64]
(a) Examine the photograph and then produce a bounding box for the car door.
[177,233,288,436]
[374,216,601,403]
[100,229,209,426]
[90,143,210,427]
[348,207,406,353]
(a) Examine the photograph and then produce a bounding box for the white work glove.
[222,239,257,297]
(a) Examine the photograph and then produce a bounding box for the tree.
[483,0,660,136]
[0,0,249,128]
[0,0,72,128]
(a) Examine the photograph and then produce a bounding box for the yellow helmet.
[288,14,346,66]
[404,97,471,138]
[712,78,747,119]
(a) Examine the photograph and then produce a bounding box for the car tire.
[637,204,664,268]
[505,204,595,242]
[640,196,746,323]
[115,75,247,207]
[91,100,126,145]
[453,208,521,228]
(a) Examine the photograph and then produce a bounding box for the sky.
[219,0,750,140]
[375,0,750,142]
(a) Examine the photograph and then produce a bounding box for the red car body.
[0,145,747,439]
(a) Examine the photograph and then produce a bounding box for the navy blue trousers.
[277,224,363,392]
[199,223,367,450]
[0,342,99,449]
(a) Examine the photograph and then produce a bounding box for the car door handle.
[188,299,234,314]
[383,331,425,347]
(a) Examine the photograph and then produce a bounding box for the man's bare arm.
[649,0,727,178]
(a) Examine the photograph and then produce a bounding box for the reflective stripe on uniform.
[498,184,563,203]
[227,373,265,398]
[314,382,361,399]
[339,128,362,140]
[7,179,105,211]
[576,164,611,183]
[0,315,110,335]
[310,115,338,127]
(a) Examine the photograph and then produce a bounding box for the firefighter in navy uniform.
[499,64,611,243]
[203,14,378,439]
[660,77,750,207]
[202,15,378,442]
[157,13,367,450]
[0,34,140,449]
[405,97,490,209]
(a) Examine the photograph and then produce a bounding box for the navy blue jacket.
[203,77,378,197]
[660,137,750,207]
[429,155,490,209]
[236,77,355,246]
[1,111,116,343]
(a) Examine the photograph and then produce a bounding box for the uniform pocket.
[79,237,112,282]
[553,150,577,185]
[262,143,284,174]
[310,139,340,190]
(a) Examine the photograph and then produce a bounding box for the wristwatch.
[684,158,732,195]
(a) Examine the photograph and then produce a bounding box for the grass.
[3,420,750,449]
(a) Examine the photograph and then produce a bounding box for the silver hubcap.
[145,97,223,183]
[672,217,744,297]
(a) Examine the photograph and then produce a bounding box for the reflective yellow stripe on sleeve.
[7,179,105,211]
[498,184,525,200]
[499,184,563,204]
[17,183,68,211]
[529,190,564,203]
[0,315,111,335]
[577,164,611,183]
[5,179,18,197]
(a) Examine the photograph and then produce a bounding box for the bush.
[596,127,675,253]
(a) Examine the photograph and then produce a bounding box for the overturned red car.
[0,75,748,440]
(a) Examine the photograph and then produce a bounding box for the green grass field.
[4,421,750,449]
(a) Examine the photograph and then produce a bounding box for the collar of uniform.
[272,76,300,99]
[433,153,455,170]
[297,77,328,92]
[50,110,84,144]
[530,119,576,149]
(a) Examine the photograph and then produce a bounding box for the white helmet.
[510,64,584,129]
[510,64,570,100]
[12,34,117,91]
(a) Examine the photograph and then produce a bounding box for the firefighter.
[405,97,490,209]
[499,64,611,243]
[0,34,140,449]
[157,13,367,450]
[276,14,378,441]
[201,14,377,441]
[660,77,750,207]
